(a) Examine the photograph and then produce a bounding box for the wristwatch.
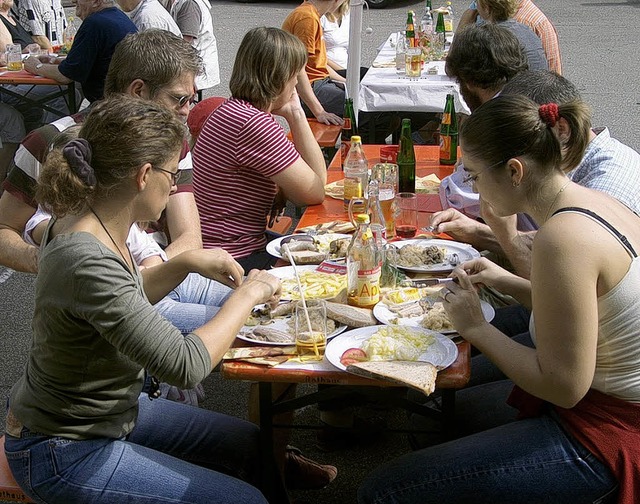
[35,63,44,70]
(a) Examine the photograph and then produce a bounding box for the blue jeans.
[359,410,618,504]
[154,273,233,334]
[5,396,271,504]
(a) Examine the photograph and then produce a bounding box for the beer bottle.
[406,11,416,47]
[397,119,416,193]
[439,93,458,165]
[340,98,357,168]
[347,214,381,309]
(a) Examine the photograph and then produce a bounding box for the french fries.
[280,271,347,300]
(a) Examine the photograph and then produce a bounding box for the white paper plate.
[392,239,480,273]
[325,325,458,371]
[237,305,347,346]
[266,233,351,260]
[268,265,347,301]
[373,299,495,334]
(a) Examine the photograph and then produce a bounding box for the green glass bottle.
[340,98,357,168]
[397,119,416,193]
[435,11,446,37]
[439,94,458,165]
[406,11,416,47]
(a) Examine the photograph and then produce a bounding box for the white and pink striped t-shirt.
[192,98,300,258]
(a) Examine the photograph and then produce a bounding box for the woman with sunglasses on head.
[3,95,286,504]
[359,95,640,503]
[192,26,327,271]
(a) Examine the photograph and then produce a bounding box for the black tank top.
[0,14,34,49]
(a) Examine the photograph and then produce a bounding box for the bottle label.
[356,265,381,306]
[340,141,350,167]
[343,177,363,207]
[442,112,451,125]
[343,118,351,130]
[440,135,454,161]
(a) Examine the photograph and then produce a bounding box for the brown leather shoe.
[284,446,337,490]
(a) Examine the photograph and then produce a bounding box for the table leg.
[68,81,76,113]
[258,382,276,499]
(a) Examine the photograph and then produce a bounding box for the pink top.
[192,98,300,258]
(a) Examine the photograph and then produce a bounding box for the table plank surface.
[0,68,61,85]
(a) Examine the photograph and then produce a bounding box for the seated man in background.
[163,0,221,93]
[458,0,562,74]
[116,0,181,36]
[431,70,640,280]
[23,0,137,104]
[0,29,201,273]
[16,0,65,50]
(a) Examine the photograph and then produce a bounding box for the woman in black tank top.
[0,0,34,49]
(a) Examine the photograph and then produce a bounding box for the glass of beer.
[371,163,398,238]
[294,300,327,361]
[6,44,22,72]
[405,47,422,78]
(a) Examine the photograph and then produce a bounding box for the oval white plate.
[325,325,458,371]
[237,305,347,346]
[392,238,481,273]
[373,299,495,334]
[266,233,352,260]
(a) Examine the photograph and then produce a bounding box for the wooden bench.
[305,118,341,148]
[0,436,33,503]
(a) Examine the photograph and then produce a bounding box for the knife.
[410,278,457,288]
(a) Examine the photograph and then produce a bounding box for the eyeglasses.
[160,88,196,108]
[153,166,180,185]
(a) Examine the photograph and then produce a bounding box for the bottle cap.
[355,213,370,224]
[350,135,362,143]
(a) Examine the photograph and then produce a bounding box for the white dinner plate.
[266,233,352,260]
[392,239,481,273]
[268,265,347,300]
[237,304,347,346]
[373,299,495,334]
[325,325,458,371]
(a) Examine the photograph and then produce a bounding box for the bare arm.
[270,91,326,205]
[294,69,342,125]
[0,21,11,49]
[23,56,72,83]
[30,35,51,50]
[326,58,344,72]
[480,200,536,279]
[326,65,346,82]
[429,208,503,253]
[0,191,39,272]
[163,191,202,258]
[141,248,243,304]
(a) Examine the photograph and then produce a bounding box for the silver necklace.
[88,206,133,273]
[544,180,571,221]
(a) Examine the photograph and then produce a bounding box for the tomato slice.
[340,347,367,367]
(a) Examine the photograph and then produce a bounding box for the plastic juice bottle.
[62,16,78,54]
[347,214,381,309]
[343,135,368,210]
[439,93,458,165]
[444,2,454,32]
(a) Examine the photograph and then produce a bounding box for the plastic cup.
[380,145,399,164]
[294,300,327,361]
[394,192,418,239]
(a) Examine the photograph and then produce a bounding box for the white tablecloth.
[358,34,471,116]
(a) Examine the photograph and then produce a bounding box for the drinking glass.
[371,163,398,238]
[5,44,22,71]
[381,243,400,290]
[405,47,422,78]
[394,192,418,239]
[294,300,327,361]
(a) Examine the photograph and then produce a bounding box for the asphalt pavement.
[1,1,639,503]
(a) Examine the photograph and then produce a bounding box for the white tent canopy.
[346,0,365,124]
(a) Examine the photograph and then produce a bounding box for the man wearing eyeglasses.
[0,29,202,273]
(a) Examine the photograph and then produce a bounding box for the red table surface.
[0,68,61,86]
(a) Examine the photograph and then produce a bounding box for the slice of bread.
[325,302,377,327]
[346,360,437,395]
[286,250,327,264]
